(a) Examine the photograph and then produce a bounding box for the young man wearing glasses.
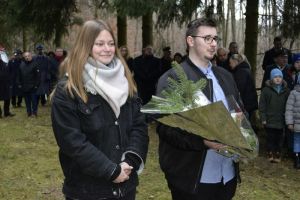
[156,18,242,200]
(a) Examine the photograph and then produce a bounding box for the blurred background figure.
[216,47,229,70]
[34,44,51,106]
[119,45,134,71]
[229,53,258,121]
[160,46,172,75]
[132,45,161,105]
[173,52,183,64]
[55,48,65,64]
[47,51,59,93]
[228,42,251,69]
[17,52,40,117]
[8,49,23,108]
[0,46,15,117]
[261,49,293,89]
[262,36,292,71]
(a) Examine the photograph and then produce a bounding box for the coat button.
[115,121,118,125]
[113,190,118,196]
[115,145,120,150]
[85,109,90,114]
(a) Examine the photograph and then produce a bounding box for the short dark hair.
[163,46,171,52]
[186,18,217,38]
[274,36,282,42]
[229,42,238,48]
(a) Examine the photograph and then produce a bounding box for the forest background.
[1,1,300,199]
[1,0,300,87]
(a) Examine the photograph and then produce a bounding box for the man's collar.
[186,57,212,74]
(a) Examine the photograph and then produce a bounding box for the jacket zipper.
[194,150,207,191]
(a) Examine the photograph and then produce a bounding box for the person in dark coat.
[34,44,51,106]
[17,52,40,117]
[261,49,293,89]
[119,45,134,72]
[262,36,292,71]
[259,69,290,163]
[8,49,23,107]
[47,51,60,93]
[0,50,15,117]
[160,46,172,75]
[286,53,300,90]
[229,53,258,120]
[51,19,148,200]
[216,47,230,71]
[132,45,162,105]
[156,18,241,200]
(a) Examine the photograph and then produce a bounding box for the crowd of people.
[1,17,300,200]
[214,36,300,169]
[0,45,66,117]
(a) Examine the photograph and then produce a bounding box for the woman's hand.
[112,162,133,183]
[288,124,294,132]
[120,162,133,176]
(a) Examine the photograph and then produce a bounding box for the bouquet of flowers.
[142,62,259,162]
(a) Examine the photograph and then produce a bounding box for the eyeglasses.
[191,35,220,44]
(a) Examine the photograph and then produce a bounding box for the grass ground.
[0,102,300,200]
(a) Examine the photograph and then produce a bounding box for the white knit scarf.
[83,57,129,117]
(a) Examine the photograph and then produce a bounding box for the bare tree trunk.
[238,1,243,42]
[54,29,62,47]
[142,12,153,47]
[217,0,226,47]
[222,0,226,47]
[93,0,98,19]
[230,0,236,42]
[271,0,277,35]
[117,15,127,47]
[134,19,140,54]
[244,0,259,82]
[263,0,270,47]
[289,39,295,50]
[225,1,230,48]
[22,27,27,51]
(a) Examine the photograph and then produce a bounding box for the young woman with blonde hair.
[51,19,149,200]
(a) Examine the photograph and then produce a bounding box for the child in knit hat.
[259,68,290,163]
[287,53,300,89]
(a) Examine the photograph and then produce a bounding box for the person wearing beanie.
[287,53,300,90]
[270,68,284,93]
[259,68,290,163]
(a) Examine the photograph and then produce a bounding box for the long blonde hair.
[59,20,136,103]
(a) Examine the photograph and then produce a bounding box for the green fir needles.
[141,61,207,113]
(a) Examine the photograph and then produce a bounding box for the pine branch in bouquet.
[159,61,207,111]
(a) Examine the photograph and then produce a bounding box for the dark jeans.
[65,189,136,200]
[24,92,38,115]
[170,177,237,200]
[37,94,47,106]
[265,127,284,153]
[11,95,22,107]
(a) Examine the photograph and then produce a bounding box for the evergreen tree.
[1,0,78,48]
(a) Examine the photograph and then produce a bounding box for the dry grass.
[0,102,300,200]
